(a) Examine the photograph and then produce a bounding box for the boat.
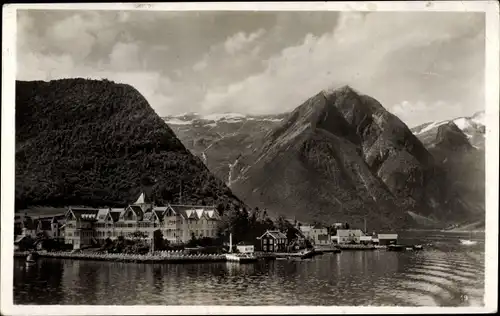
[387,245,406,252]
[26,253,37,266]
[300,249,317,259]
[413,244,424,251]
[225,253,257,263]
[460,231,478,246]
[460,239,478,246]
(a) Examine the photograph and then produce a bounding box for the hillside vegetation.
[15,79,243,211]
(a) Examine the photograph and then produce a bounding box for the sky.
[17,10,485,127]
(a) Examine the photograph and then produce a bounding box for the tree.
[128,231,148,241]
[275,216,289,232]
[286,226,300,243]
[153,229,164,251]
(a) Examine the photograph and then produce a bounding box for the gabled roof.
[97,209,109,222]
[153,210,165,221]
[259,230,287,240]
[109,210,123,222]
[135,192,146,204]
[67,207,99,221]
[143,211,156,222]
[51,215,65,223]
[128,205,144,220]
[169,205,217,220]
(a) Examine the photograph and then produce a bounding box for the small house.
[236,242,255,254]
[334,229,363,244]
[299,224,329,245]
[376,233,398,245]
[257,230,287,252]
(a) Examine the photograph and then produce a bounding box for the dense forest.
[15,79,243,212]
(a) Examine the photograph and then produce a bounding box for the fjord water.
[14,231,485,306]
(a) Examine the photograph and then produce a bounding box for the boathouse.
[376,233,398,245]
[257,230,287,252]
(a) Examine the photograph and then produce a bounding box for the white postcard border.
[2,1,498,315]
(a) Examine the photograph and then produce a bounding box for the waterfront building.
[332,229,364,244]
[287,229,307,251]
[300,224,330,245]
[257,230,288,252]
[63,192,222,249]
[14,213,66,241]
[375,233,398,245]
[236,242,255,254]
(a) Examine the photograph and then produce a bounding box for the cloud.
[391,100,462,126]
[223,28,265,55]
[109,42,142,70]
[16,10,484,125]
[193,59,208,72]
[197,12,484,126]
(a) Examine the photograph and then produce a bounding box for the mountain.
[411,113,485,226]
[412,111,485,150]
[15,79,244,211]
[228,86,484,230]
[163,112,286,186]
[217,86,436,229]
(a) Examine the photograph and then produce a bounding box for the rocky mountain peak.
[435,121,474,150]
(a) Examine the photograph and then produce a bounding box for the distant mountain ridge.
[15,79,244,212]
[411,111,485,149]
[163,112,286,186]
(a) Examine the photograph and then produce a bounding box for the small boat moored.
[387,245,406,252]
[460,239,478,246]
[26,252,38,266]
[225,253,258,263]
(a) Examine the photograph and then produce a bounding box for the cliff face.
[15,79,243,211]
[230,86,481,229]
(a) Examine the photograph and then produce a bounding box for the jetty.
[274,249,320,260]
[338,244,376,250]
[14,250,227,263]
[387,244,424,252]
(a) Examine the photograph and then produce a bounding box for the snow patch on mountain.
[163,112,285,125]
[416,121,448,135]
[164,118,194,125]
[453,117,473,130]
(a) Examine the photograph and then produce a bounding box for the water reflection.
[14,233,485,306]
